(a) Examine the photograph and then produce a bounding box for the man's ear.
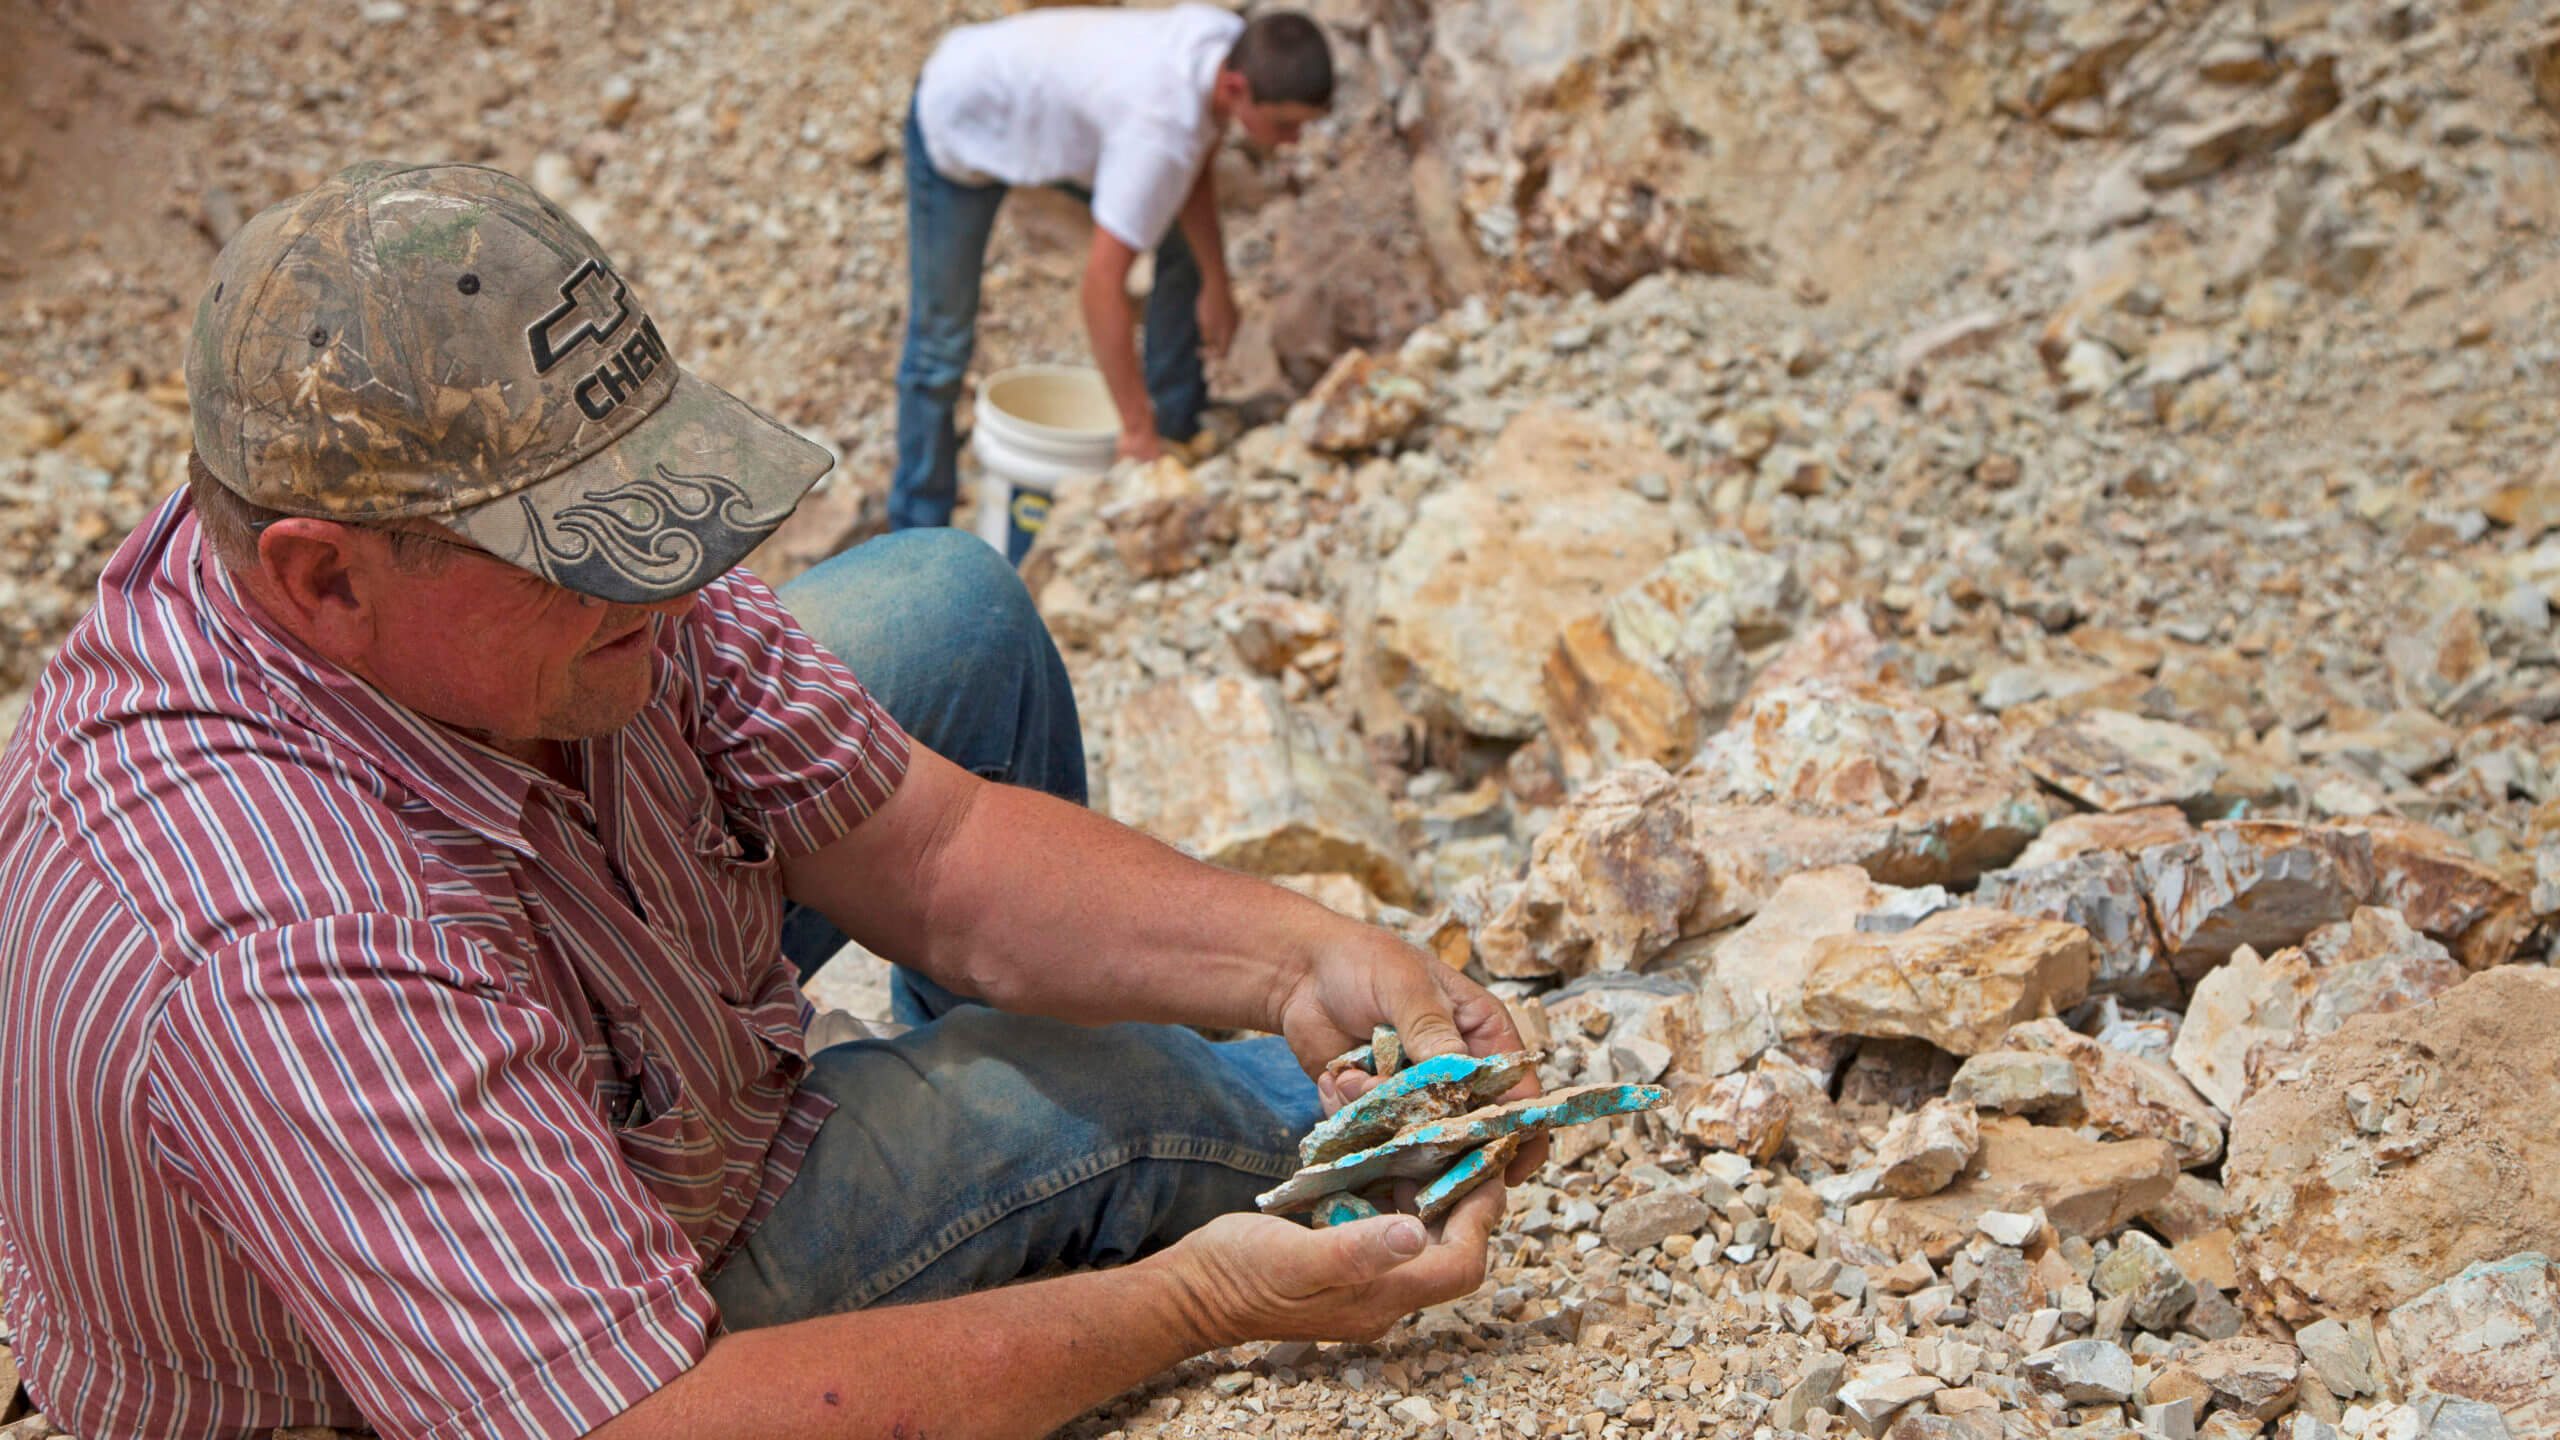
[249,519,378,665]
[1212,67,1253,118]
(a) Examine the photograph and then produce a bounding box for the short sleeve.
[1090,131,1200,253]
[675,569,913,858]
[146,916,714,1439]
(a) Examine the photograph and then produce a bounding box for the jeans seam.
[842,1133,1299,1309]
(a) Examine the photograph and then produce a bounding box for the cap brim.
[444,370,834,604]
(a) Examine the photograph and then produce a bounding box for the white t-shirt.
[916,4,1242,252]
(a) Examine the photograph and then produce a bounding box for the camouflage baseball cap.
[186,160,832,604]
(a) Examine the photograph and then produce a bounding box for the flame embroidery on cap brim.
[519,465,791,595]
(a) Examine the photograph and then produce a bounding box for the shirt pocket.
[594,1014,730,1239]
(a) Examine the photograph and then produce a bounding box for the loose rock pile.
[6,0,2560,1437]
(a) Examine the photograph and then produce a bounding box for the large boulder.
[2225,967,2560,1327]
[1103,676,1416,904]
[1797,908,2093,1057]
[1374,409,1679,739]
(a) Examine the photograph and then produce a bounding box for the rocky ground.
[8,0,2560,1438]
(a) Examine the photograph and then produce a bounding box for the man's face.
[349,532,697,751]
[1235,97,1327,151]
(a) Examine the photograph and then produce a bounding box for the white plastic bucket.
[970,365,1119,564]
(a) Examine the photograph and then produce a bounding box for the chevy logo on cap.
[526,258,671,422]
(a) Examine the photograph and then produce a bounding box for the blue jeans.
[890,103,1211,533]
[708,530,1320,1328]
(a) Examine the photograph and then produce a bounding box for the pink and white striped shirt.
[0,493,911,1439]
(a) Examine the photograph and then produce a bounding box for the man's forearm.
[595,1255,1213,1440]
[876,777,1334,1033]
[1079,261,1152,437]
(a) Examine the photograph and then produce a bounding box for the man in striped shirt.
[0,164,1532,1439]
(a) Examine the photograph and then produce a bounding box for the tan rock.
[1541,542,1799,784]
[2348,817,2535,969]
[1864,1117,2179,1259]
[2295,907,2469,1039]
[1296,348,1431,454]
[1215,590,1339,677]
[1742,605,1892,701]
[2138,822,2377,982]
[1754,1049,1863,1170]
[1687,679,1943,816]
[1476,694,2050,978]
[1705,866,1902,1041]
[2226,967,2560,1327]
[1875,1100,1981,1198]
[2015,805,2196,868]
[2170,943,2316,1114]
[1100,457,1239,580]
[2000,1017,2223,1167]
[1798,909,2093,1056]
[2021,709,2227,813]
[1373,409,1680,738]
[1472,763,1702,977]
[1675,1068,1792,1162]
[1973,850,2173,1004]
[2182,1337,2301,1424]
[1103,676,1415,904]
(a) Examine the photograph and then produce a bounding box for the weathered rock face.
[2138,822,2378,982]
[1797,908,2093,1057]
[1675,1068,1793,1163]
[1973,850,2173,1004]
[1542,542,1801,784]
[1861,1117,2179,1258]
[1099,455,1241,580]
[1216,589,1341,677]
[1373,408,1679,738]
[2225,967,2560,1328]
[1999,1017,2223,1168]
[1103,675,1415,904]
[1414,1,1755,298]
[2021,709,2226,813]
[2383,1252,2560,1438]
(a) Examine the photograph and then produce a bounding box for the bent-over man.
[891,6,1331,534]
[0,161,1527,1440]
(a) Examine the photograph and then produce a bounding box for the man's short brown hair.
[1224,12,1333,108]
[189,453,452,577]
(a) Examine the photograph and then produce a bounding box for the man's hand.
[1271,930,1548,1183]
[1197,276,1239,362]
[1117,425,1165,462]
[1155,1183,1502,1348]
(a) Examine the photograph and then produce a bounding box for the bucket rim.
[975,364,1121,442]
